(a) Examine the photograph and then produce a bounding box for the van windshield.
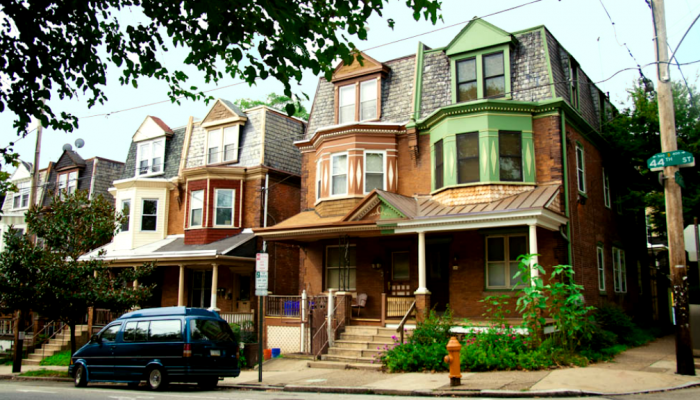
[190,319,236,343]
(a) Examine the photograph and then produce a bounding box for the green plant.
[547,264,596,354]
[40,350,71,366]
[594,305,654,347]
[19,369,70,377]
[512,254,547,346]
[409,306,453,346]
[480,295,511,326]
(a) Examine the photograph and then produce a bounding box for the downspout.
[262,173,269,253]
[560,111,573,266]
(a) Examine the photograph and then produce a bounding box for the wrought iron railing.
[265,295,302,318]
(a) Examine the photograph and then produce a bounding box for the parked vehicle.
[69,307,240,390]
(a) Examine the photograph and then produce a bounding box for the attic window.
[12,181,29,209]
[136,139,165,176]
[207,125,239,164]
[483,52,505,98]
[456,58,477,102]
[58,171,78,198]
[336,78,380,124]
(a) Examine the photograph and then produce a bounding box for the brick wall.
[167,187,184,235]
[243,178,264,228]
[532,115,564,186]
[184,178,244,245]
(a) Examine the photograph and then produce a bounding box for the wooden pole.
[652,0,695,376]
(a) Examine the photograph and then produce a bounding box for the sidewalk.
[224,335,700,396]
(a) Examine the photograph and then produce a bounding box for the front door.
[427,242,450,312]
[191,270,212,308]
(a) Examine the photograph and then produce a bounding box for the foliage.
[604,80,700,235]
[461,327,555,371]
[39,350,71,366]
[512,254,547,346]
[18,369,70,377]
[409,306,453,346]
[234,93,310,120]
[229,320,256,344]
[480,295,511,326]
[594,305,655,347]
[0,190,155,355]
[546,264,596,354]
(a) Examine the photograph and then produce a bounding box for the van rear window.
[123,320,182,342]
[190,319,235,342]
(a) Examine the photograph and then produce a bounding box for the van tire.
[147,367,168,391]
[74,364,87,388]
[198,377,219,390]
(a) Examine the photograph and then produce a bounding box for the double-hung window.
[457,132,479,183]
[483,52,505,98]
[456,58,477,102]
[338,79,379,123]
[360,80,377,121]
[331,153,348,196]
[141,199,158,231]
[12,181,29,209]
[325,245,356,291]
[499,131,522,182]
[612,247,627,293]
[120,199,131,232]
[207,126,239,164]
[190,190,204,227]
[338,85,355,124]
[364,151,385,193]
[316,160,322,201]
[597,245,605,291]
[58,171,78,198]
[603,169,611,208]
[214,189,235,226]
[576,143,586,193]
[486,234,527,289]
[569,62,579,108]
[137,139,164,176]
[434,140,444,190]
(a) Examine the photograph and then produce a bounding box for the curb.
[0,375,72,383]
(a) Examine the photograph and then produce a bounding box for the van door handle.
[110,345,117,350]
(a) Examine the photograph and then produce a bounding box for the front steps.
[310,326,407,369]
[22,325,89,365]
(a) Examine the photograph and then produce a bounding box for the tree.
[235,93,310,120]
[0,190,155,356]
[604,80,700,235]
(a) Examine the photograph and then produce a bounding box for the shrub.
[409,306,453,345]
[40,350,70,366]
[594,305,654,347]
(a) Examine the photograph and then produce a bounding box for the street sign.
[256,253,269,272]
[647,150,695,171]
[684,225,699,262]
[255,271,268,289]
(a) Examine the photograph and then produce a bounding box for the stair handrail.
[39,321,69,361]
[396,300,416,344]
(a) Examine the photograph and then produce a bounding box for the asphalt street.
[1,381,700,400]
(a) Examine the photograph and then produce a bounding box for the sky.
[2,0,700,173]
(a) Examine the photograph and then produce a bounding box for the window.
[12,181,29,209]
[434,140,444,190]
[597,245,605,291]
[190,319,235,342]
[123,321,149,342]
[141,199,158,231]
[57,171,78,198]
[499,131,522,182]
[603,169,611,208]
[456,58,477,102]
[331,153,348,196]
[190,190,204,227]
[483,52,505,98]
[338,85,355,124]
[136,139,165,175]
[149,320,182,342]
[457,132,479,183]
[360,80,377,121]
[191,270,212,308]
[576,143,586,193]
[207,126,239,164]
[392,251,410,281]
[325,245,356,290]
[214,189,235,226]
[569,62,579,108]
[486,234,527,288]
[612,247,627,293]
[364,151,385,193]
[100,324,121,342]
[120,199,131,232]
[316,160,322,200]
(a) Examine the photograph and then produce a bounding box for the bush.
[40,350,70,366]
[594,305,654,347]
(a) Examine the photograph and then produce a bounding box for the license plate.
[210,349,220,357]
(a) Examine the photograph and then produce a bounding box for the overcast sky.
[3,0,700,172]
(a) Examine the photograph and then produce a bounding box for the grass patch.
[40,351,70,366]
[19,369,69,377]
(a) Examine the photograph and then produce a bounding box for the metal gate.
[307,293,348,358]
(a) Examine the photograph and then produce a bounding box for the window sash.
[364,151,385,193]
[67,171,78,194]
[597,246,605,291]
[120,199,131,232]
[457,132,479,184]
[434,140,444,189]
[214,189,235,226]
[486,234,527,289]
[576,145,586,193]
[208,129,221,164]
[456,58,478,102]
[612,247,627,293]
[325,245,357,290]
[483,52,505,98]
[141,199,158,231]
[137,139,165,175]
[190,190,204,227]
[499,131,522,182]
[359,80,377,121]
[339,85,356,124]
[331,154,348,196]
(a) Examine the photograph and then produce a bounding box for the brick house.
[83,101,304,320]
[255,19,649,325]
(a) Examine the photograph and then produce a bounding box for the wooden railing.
[0,317,13,336]
[386,296,416,318]
[219,312,254,325]
[265,295,302,318]
[397,300,416,344]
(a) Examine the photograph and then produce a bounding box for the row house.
[255,19,649,324]
[83,100,304,320]
[0,161,47,250]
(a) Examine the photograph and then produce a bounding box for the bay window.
[141,199,158,231]
[364,151,385,193]
[331,153,348,196]
[190,190,204,227]
[434,140,444,190]
[499,131,522,182]
[120,199,131,232]
[457,132,479,183]
[214,189,235,226]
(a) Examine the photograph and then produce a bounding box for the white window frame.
[205,125,240,165]
[612,247,627,293]
[316,160,322,201]
[325,244,357,291]
[135,138,165,177]
[189,190,204,228]
[597,245,605,291]
[338,84,356,124]
[330,152,348,196]
[214,188,236,227]
[603,168,611,208]
[363,150,386,194]
[120,199,131,232]
[485,234,528,289]
[359,79,378,121]
[575,143,586,193]
[57,171,78,199]
[12,181,30,209]
[141,199,158,232]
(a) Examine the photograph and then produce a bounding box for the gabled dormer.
[132,116,174,177]
[2,160,32,212]
[199,99,247,166]
[331,52,390,125]
[445,19,517,103]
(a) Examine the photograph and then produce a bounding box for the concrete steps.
[312,325,411,367]
[22,325,89,365]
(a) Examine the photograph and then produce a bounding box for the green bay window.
[434,140,444,189]
[499,131,522,182]
[457,132,479,183]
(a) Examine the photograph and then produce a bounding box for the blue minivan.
[69,307,240,390]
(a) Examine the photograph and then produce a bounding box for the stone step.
[343,326,398,336]
[21,359,42,366]
[339,334,394,343]
[320,354,375,364]
[45,343,68,351]
[307,360,382,371]
[333,340,374,350]
[328,347,384,358]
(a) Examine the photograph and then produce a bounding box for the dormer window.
[12,181,29,209]
[207,125,239,164]
[58,171,78,198]
[336,78,380,124]
[483,52,505,98]
[360,80,377,121]
[339,85,355,124]
[136,139,165,176]
[456,58,477,102]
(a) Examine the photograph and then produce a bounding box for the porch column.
[414,231,430,322]
[210,263,219,311]
[528,224,539,281]
[178,265,185,306]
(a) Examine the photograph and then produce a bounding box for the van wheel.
[74,364,87,388]
[198,377,218,390]
[147,367,168,391]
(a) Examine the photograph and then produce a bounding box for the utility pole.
[652,0,695,376]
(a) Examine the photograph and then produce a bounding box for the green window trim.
[450,44,512,105]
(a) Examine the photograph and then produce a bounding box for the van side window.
[124,321,149,342]
[149,320,182,342]
[101,324,121,342]
[190,319,235,342]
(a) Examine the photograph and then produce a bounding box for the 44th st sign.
[647,150,695,171]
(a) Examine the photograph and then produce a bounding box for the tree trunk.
[69,322,76,357]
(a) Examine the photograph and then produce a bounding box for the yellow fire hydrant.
[443,336,462,387]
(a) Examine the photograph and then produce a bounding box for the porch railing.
[219,312,254,325]
[386,296,416,318]
[265,295,302,318]
[0,317,13,336]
